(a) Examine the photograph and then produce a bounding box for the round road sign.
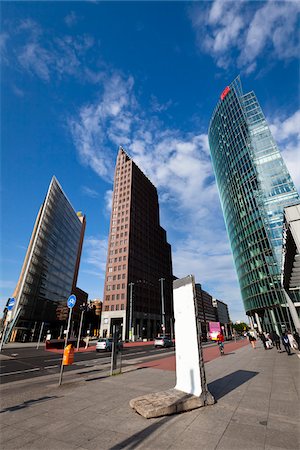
[7,298,16,311]
[67,294,77,309]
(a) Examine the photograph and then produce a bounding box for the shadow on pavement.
[109,415,174,450]
[208,369,258,400]
[0,395,61,413]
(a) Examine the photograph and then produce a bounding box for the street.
[0,343,176,384]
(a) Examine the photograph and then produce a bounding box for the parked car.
[154,336,173,348]
[96,338,123,352]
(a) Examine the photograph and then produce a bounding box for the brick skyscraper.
[100,148,173,340]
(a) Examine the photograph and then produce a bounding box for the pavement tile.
[185,414,228,436]
[25,436,80,450]
[239,393,270,412]
[40,423,102,446]
[216,436,265,450]
[269,398,300,419]
[170,430,221,450]
[220,421,267,446]
[265,428,300,449]
[81,429,131,450]
[1,430,39,449]
[231,406,268,427]
[270,390,297,401]
[0,424,26,443]
[267,412,299,433]
[0,406,42,425]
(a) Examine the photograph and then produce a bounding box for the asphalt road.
[0,344,176,384]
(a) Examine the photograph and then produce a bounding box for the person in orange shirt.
[217,332,225,355]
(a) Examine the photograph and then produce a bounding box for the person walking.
[281,332,292,355]
[287,330,298,351]
[270,331,281,352]
[293,331,300,350]
[216,332,225,355]
[248,333,257,349]
[259,332,267,350]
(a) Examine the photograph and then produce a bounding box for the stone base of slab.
[130,388,215,419]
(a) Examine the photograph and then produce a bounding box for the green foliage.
[233,322,249,334]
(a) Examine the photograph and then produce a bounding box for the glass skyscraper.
[11,177,86,341]
[208,77,299,332]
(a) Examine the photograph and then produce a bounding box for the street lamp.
[159,278,166,334]
[76,303,86,351]
[128,282,134,341]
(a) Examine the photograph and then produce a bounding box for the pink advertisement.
[209,321,221,341]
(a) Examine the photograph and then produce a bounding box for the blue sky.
[1,1,299,322]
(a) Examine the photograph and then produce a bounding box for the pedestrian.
[270,331,281,352]
[248,333,257,349]
[293,331,300,350]
[216,332,225,355]
[287,330,298,351]
[259,332,267,350]
[281,332,291,355]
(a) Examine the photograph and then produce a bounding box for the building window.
[121,304,125,310]
[106,295,110,301]
[105,306,109,311]
[116,304,120,310]
[111,305,114,311]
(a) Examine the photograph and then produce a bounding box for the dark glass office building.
[100,148,173,340]
[208,77,299,332]
[11,177,86,341]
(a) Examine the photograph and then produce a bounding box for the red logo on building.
[220,86,230,100]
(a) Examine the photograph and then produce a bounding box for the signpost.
[58,294,76,386]
[36,322,45,350]
[0,298,15,352]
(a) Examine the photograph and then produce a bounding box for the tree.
[233,322,249,334]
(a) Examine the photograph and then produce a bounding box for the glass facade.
[13,177,84,331]
[208,77,299,325]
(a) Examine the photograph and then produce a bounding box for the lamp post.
[128,282,134,341]
[159,278,166,334]
[76,303,86,351]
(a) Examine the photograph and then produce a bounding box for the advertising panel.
[209,321,221,340]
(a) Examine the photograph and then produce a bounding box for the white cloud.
[150,95,173,113]
[0,280,16,289]
[6,19,97,83]
[104,190,113,214]
[70,71,241,315]
[18,42,52,81]
[83,236,108,273]
[81,186,99,198]
[269,110,300,190]
[69,73,135,180]
[190,0,300,73]
[64,11,78,27]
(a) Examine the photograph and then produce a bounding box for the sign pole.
[58,294,76,386]
[36,322,45,350]
[59,309,72,386]
[76,307,85,351]
[0,298,16,351]
[0,322,8,352]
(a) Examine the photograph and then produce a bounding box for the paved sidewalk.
[1,342,299,449]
